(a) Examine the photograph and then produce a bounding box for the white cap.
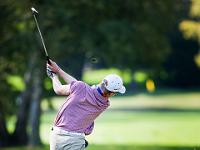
[103,74,126,94]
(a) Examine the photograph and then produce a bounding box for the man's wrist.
[51,74,58,79]
[53,64,61,74]
[57,67,62,75]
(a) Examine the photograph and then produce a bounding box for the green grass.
[2,145,200,150]
[41,92,200,147]
[3,91,200,150]
[87,111,200,146]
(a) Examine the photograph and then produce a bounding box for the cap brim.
[118,86,126,94]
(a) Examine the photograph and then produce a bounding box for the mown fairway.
[3,91,200,150]
[41,91,200,149]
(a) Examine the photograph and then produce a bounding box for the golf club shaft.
[33,13,51,64]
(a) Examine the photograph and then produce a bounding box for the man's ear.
[103,79,108,86]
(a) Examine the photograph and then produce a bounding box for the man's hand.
[47,66,56,78]
[47,60,60,73]
[47,59,77,84]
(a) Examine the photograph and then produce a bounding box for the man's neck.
[97,85,108,99]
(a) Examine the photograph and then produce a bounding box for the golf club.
[31,7,51,64]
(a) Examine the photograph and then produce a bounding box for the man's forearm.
[47,59,77,84]
[52,76,62,94]
[51,75,71,96]
[58,69,77,84]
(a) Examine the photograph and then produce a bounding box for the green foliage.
[44,78,53,90]
[190,0,200,18]
[133,71,148,83]
[6,75,25,91]
[164,0,200,87]
[82,68,132,85]
[0,0,32,122]
[0,78,18,117]
[180,0,200,42]
[83,68,148,85]
[31,0,177,71]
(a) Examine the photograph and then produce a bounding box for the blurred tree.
[0,0,44,146]
[39,0,178,72]
[163,30,200,87]
[180,0,200,68]
[0,1,27,146]
[95,0,176,71]
[157,0,200,87]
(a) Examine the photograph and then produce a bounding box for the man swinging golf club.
[30,6,125,150]
[47,60,126,150]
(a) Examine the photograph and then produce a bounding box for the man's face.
[104,90,116,97]
[102,80,117,97]
[108,92,116,97]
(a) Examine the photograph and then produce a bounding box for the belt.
[52,126,85,137]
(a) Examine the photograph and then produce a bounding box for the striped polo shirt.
[54,81,110,135]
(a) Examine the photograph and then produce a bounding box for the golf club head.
[31,7,38,14]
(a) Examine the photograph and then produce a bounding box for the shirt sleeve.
[70,81,85,94]
[84,122,94,135]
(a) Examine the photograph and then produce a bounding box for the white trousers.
[49,127,85,150]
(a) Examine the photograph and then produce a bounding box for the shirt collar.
[93,86,109,104]
[97,87,104,96]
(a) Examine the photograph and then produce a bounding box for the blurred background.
[0,0,200,150]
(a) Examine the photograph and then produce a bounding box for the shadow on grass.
[87,144,200,150]
[109,107,200,113]
[118,87,200,98]
[1,144,200,150]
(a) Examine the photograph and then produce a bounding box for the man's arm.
[51,75,70,96]
[47,60,77,84]
[57,68,77,84]
[84,122,94,135]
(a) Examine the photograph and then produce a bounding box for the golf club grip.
[46,56,51,64]
[46,56,56,74]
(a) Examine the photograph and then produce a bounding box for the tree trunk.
[28,68,43,146]
[12,53,36,145]
[0,113,9,146]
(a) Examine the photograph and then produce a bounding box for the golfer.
[47,60,126,150]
